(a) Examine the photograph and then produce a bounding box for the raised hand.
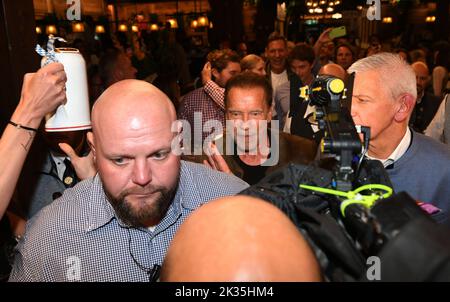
[203,142,232,174]
[59,141,96,180]
[13,62,67,128]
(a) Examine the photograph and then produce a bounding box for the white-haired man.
[348,53,450,217]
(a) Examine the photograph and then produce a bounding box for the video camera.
[299,74,363,191]
[240,74,450,281]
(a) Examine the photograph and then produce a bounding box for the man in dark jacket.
[410,61,442,132]
[184,72,318,185]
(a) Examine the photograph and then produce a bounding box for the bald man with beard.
[160,195,322,282]
[9,80,248,282]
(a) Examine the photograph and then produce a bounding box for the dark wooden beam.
[208,0,244,49]
[254,0,277,53]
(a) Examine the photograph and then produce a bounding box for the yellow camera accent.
[299,86,309,100]
[329,78,344,94]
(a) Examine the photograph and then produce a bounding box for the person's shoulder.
[280,131,317,149]
[10,177,101,281]
[433,65,448,75]
[180,160,249,191]
[179,88,208,112]
[280,131,314,142]
[424,92,441,103]
[413,131,450,160]
[278,131,318,162]
[287,68,298,80]
[177,161,248,211]
[179,87,207,115]
[275,81,290,96]
[181,87,206,101]
[26,177,98,234]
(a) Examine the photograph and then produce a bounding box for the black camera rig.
[240,74,450,281]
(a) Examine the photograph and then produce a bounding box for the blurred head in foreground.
[160,195,322,281]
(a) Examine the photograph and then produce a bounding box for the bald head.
[319,63,347,80]
[411,61,429,74]
[411,61,430,96]
[92,79,176,135]
[161,196,322,281]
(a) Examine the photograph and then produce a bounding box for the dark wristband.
[8,120,38,132]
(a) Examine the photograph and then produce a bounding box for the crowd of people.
[0,24,449,281]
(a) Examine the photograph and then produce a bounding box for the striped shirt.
[9,161,248,282]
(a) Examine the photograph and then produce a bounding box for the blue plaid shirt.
[9,161,248,282]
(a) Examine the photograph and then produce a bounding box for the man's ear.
[211,68,220,80]
[394,94,416,122]
[87,131,96,160]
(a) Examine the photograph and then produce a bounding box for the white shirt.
[303,104,320,133]
[416,89,427,105]
[425,94,448,142]
[366,128,411,167]
[282,104,320,134]
[50,152,68,180]
[271,70,288,94]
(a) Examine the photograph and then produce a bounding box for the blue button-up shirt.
[9,161,248,282]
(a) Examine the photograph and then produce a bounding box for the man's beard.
[106,175,179,228]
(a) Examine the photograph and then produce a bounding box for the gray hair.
[348,52,417,101]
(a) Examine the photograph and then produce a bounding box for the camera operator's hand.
[12,63,67,129]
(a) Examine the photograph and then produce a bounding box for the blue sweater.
[387,131,450,215]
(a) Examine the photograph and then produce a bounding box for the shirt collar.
[416,91,424,104]
[303,104,319,133]
[50,152,68,180]
[178,161,207,211]
[366,127,411,167]
[84,174,116,232]
[50,152,66,165]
